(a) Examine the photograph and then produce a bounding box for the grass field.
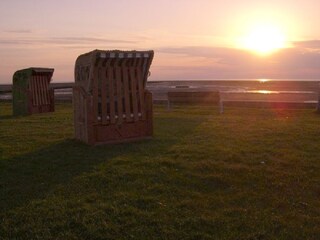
[0,102,320,239]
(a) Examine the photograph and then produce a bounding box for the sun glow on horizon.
[240,24,287,55]
[259,78,269,83]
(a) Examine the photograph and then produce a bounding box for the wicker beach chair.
[73,49,154,145]
[12,67,55,116]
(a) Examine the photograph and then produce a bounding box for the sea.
[0,79,319,103]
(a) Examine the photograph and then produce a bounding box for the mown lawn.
[0,102,320,240]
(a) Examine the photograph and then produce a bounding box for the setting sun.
[241,24,287,55]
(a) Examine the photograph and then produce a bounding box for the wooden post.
[219,100,224,114]
[317,83,320,112]
[167,98,171,110]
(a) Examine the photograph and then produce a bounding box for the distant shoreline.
[0,82,75,93]
[1,80,319,105]
[1,79,320,93]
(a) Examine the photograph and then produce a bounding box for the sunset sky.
[0,0,319,83]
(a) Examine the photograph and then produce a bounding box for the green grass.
[1,102,320,239]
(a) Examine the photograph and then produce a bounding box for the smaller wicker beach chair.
[12,67,55,116]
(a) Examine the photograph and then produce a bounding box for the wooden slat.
[29,76,35,105]
[92,66,99,123]
[115,65,123,124]
[122,59,131,122]
[142,53,151,87]
[100,53,109,124]
[45,75,50,104]
[40,75,46,105]
[42,76,46,104]
[40,75,46,104]
[38,75,43,105]
[97,67,102,119]
[47,75,51,104]
[34,76,39,106]
[101,65,108,125]
[32,76,36,106]
[38,75,42,106]
[107,66,116,124]
[142,57,149,87]
[37,75,41,106]
[136,58,146,120]
[36,75,41,106]
[130,60,139,122]
[105,58,112,123]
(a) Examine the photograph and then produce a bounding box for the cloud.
[48,37,137,45]
[0,36,138,47]
[155,45,320,79]
[1,38,319,81]
[158,46,248,60]
[292,40,320,49]
[3,29,32,33]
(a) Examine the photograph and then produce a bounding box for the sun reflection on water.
[257,90,273,94]
[258,79,269,83]
[248,90,279,94]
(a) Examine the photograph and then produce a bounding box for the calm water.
[147,80,320,102]
[1,79,319,102]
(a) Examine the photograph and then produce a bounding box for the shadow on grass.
[0,114,206,214]
[0,115,15,120]
[0,139,141,213]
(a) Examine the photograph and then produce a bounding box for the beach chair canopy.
[75,50,153,91]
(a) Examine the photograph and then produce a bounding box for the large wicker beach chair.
[73,49,154,145]
[12,67,55,116]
